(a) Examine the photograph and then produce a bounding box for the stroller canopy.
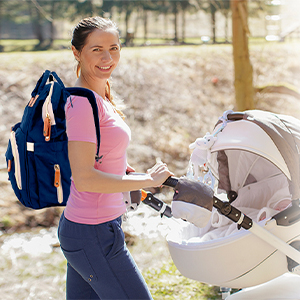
[210,110,300,201]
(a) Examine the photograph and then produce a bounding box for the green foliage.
[1,215,14,228]
[143,260,221,300]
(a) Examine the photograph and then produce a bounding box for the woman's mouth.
[96,65,112,71]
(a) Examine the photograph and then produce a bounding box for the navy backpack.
[5,70,100,209]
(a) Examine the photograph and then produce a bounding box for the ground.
[0,41,300,299]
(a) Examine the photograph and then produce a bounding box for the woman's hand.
[126,164,136,174]
[146,161,174,187]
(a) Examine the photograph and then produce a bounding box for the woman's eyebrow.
[90,44,119,48]
[90,45,103,48]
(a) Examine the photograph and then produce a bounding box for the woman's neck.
[75,75,106,100]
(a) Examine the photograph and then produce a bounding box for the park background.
[0,0,300,299]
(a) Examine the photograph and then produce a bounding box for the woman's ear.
[72,45,80,62]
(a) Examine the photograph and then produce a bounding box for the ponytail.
[105,80,125,119]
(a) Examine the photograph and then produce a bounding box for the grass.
[0,39,71,52]
[143,260,221,300]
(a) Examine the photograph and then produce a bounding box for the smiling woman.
[73,29,120,88]
[71,18,121,104]
[57,16,173,300]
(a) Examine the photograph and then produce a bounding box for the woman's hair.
[72,16,124,118]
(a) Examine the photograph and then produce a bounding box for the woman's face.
[73,28,120,81]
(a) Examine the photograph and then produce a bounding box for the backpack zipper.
[54,164,63,203]
[43,82,55,142]
[10,130,22,190]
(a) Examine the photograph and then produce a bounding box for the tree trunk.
[181,7,186,43]
[224,11,229,42]
[125,9,130,45]
[231,0,254,110]
[164,13,168,39]
[143,9,148,43]
[49,0,55,47]
[27,0,44,46]
[210,4,216,43]
[173,2,178,42]
[0,0,3,52]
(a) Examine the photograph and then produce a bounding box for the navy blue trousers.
[58,213,153,300]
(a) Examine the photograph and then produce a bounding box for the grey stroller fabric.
[172,177,214,227]
[130,190,142,206]
[123,190,142,211]
[215,110,300,200]
[173,177,214,211]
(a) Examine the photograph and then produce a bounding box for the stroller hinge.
[213,196,253,230]
[273,200,300,226]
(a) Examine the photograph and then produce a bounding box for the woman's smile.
[96,65,113,71]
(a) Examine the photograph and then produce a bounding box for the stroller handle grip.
[163,176,178,188]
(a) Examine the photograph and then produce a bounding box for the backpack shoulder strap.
[66,87,101,161]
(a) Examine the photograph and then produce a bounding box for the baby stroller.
[165,110,300,297]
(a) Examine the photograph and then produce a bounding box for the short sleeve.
[65,96,97,144]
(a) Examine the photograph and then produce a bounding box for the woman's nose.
[101,50,112,61]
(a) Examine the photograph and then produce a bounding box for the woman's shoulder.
[66,90,105,114]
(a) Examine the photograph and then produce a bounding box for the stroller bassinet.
[166,110,300,289]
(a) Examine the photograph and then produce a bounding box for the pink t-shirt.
[64,91,130,224]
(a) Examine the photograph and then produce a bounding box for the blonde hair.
[72,16,124,118]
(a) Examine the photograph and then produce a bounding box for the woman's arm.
[68,141,173,193]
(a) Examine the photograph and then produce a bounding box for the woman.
[58,16,173,300]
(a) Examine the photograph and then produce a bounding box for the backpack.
[5,70,101,209]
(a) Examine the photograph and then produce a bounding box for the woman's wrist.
[123,173,153,189]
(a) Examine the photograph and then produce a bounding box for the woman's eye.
[111,46,119,51]
[93,48,101,52]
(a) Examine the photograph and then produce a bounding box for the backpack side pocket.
[33,141,71,208]
[10,130,22,190]
[5,139,22,201]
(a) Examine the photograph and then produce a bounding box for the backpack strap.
[65,87,101,161]
[31,70,66,99]
[31,70,51,98]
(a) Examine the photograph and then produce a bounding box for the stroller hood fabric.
[212,110,300,201]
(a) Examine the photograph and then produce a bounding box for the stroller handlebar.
[162,176,253,230]
[163,176,178,188]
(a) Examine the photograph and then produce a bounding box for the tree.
[0,0,3,51]
[195,0,231,44]
[111,0,137,45]
[27,0,46,47]
[138,1,159,44]
[172,0,179,42]
[231,0,254,110]
[179,0,196,43]
[218,0,231,43]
